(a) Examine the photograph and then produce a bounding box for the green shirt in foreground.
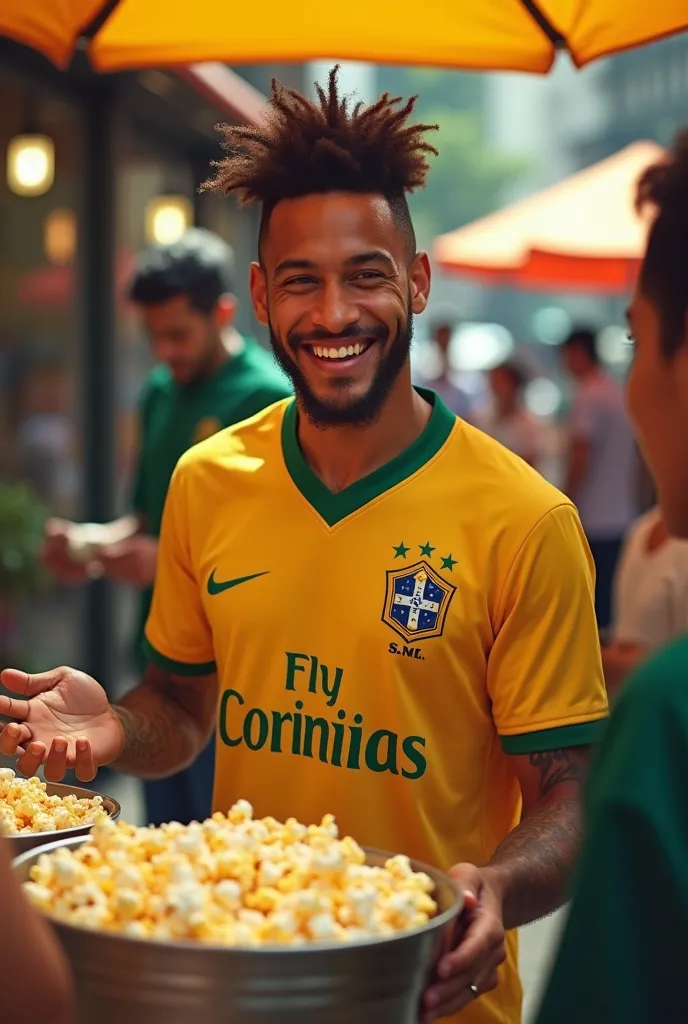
[131,337,291,667]
[536,634,688,1024]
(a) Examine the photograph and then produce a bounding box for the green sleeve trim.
[141,637,216,677]
[500,719,608,755]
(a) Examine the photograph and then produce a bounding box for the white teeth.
[311,342,368,360]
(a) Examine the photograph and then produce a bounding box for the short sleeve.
[143,466,216,676]
[488,503,608,753]
[569,391,598,441]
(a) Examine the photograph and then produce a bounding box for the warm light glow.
[7,134,55,197]
[145,195,192,245]
[44,208,77,265]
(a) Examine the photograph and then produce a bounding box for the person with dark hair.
[561,325,639,632]
[477,360,541,468]
[40,227,290,826]
[0,70,607,1024]
[536,132,688,1024]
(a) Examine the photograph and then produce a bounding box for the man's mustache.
[287,324,388,348]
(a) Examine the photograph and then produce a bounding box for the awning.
[177,64,266,125]
[433,141,665,295]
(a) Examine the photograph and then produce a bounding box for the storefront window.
[0,65,84,670]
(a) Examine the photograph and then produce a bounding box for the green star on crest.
[441,554,457,571]
[393,541,410,558]
[419,541,435,557]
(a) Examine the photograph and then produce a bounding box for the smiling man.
[0,69,607,1024]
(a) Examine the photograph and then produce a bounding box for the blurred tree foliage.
[376,68,528,247]
[0,482,48,602]
[0,481,49,672]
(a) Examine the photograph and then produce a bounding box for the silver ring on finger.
[469,983,480,999]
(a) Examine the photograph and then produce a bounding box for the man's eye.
[353,271,384,282]
[284,276,317,286]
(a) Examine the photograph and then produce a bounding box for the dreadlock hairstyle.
[636,131,688,357]
[204,66,439,259]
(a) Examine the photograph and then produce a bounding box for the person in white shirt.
[603,505,688,695]
[478,360,541,467]
[562,327,639,631]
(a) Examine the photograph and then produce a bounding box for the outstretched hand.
[0,667,124,782]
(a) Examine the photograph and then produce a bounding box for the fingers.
[74,738,96,782]
[44,518,72,539]
[43,738,69,783]
[422,970,500,1023]
[0,694,30,721]
[0,667,62,697]
[423,947,503,1023]
[0,722,31,756]
[16,742,48,779]
[439,908,504,977]
[1,729,95,783]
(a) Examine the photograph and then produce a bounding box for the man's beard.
[268,304,413,428]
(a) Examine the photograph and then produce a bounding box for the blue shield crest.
[382,560,456,643]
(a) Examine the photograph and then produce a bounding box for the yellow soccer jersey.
[144,390,608,1024]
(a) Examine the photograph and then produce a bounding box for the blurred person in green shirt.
[41,228,291,826]
[536,133,688,1024]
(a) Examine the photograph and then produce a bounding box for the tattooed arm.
[113,663,218,779]
[422,747,589,1022]
[484,746,589,929]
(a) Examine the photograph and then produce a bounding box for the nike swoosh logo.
[207,569,269,596]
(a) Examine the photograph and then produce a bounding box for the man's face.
[250,192,430,426]
[138,294,228,385]
[626,288,688,538]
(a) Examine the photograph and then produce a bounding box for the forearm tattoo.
[488,748,586,930]
[112,671,214,779]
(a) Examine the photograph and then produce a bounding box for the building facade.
[0,37,304,689]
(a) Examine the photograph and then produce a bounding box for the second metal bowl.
[2,780,120,855]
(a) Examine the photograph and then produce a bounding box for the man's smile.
[300,339,379,374]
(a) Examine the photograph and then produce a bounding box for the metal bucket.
[3,782,120,856]
[14,835,462,1024]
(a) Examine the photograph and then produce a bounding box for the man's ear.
[250,263,269,326]
[409,252,431,316]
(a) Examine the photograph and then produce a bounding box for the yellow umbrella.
[1,0,687,73]
[1,0,107,68]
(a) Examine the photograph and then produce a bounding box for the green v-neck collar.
[281,388,456,527]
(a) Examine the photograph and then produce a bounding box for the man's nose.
[310,280,360,336]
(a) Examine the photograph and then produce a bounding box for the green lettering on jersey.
[217,688,427,781]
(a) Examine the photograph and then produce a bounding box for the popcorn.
[0,769,107,835]
[24,801,438,947]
